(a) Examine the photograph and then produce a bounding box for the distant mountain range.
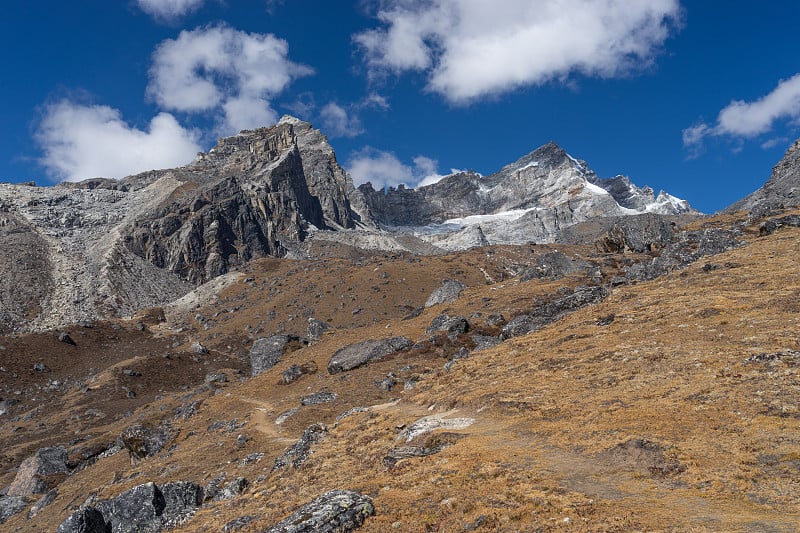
[2,115,796,331]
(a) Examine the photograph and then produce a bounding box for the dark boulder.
[272,423,328,471]
[56,508,108,533]
[501,286,609,339]
[595,213,675,254]
[264,489,374,533]
[384,432,467,469]
[425,314,469,335]
[520,251,592,281]
[0,495,29,525]
[327,337,412,374]
[280,362,317,385]
[58,332,77,346]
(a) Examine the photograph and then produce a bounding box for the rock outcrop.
[264,490,374,533]
[327,337,413,374]
[727,138,800,214]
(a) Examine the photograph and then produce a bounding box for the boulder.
[328,337,412,374]
[594,213,675,254]
[250,335,293,377]
[119,424,172,463]
[272,423,328,471]
[425,314,469,335]
[520,251,592,281]
[384,432,467,468]
[501,286,609,339]
[264,490,374,533]
[0,495,29,525]
[56,508,107,533]
[424,279,466,307]
[6,445,69,497]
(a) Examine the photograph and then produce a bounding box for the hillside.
[1,206,799,531]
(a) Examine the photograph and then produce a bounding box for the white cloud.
[346,147,442,189]
[147,25,312,134]
[137,0,205,21]
[36,100,201,182]
[355,0,682,103]
[683,74,800,152]
[320,103,364,138]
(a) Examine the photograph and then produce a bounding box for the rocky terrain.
[0,117,693,333]
[1,121,799,531]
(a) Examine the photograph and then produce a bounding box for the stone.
[272,423,328,471]
[264,490,374,533]
[384,432,467,468]
[520,251,592,281]
[595,214,675,254]
[0,495,29,525]
[119,423,172,463]
[56,508,107,533]
[307,318,330,341]
[424,280,466,307]
[501,286,610,339]
[204,371,228,384]
[159,481,204,525]
[7,445,69,497]
[250,335,292,377]
[27,488,57,518]
[191,342,208,354]
[33,361,50,373]
[300,391,338,406]
[425,314,469,335]
[328,337,412,374]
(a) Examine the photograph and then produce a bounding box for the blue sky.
[2,1,800,213]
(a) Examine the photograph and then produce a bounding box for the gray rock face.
[727,138,800,213]
[424,280,466,307]
[300,392,338,406]
[250,335,294,377]
[327,337,413,374]
[273,423,328,471]
[502,286,610,339]
[264,489,374,533]
[6,446,69,497]
[307,318,330,340]
[426,314,469,335]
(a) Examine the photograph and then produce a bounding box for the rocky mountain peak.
[726,136,800,213]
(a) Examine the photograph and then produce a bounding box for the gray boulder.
[250,335,293,377]
[424,279,466,307]
[273,423,328,471]
[264,489,374,533]
[426,314,469,335]
[595,213,675,254]
[6,445,68,497]
[0,495,29,525]
[56,508,108,533]
[327,337,412,374]
[502,286,609,339]
[300,392,338,406]
[520,251,592,281]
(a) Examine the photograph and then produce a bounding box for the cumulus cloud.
[147,24,312,134]
[36,100,201,182]
[320,103,364,138]
[137,0,205,21]
[355,0,682,103]
[346,147,443,189]
[683,74,800,154]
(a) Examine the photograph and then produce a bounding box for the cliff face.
[0,117,362,330]
[726,138,800,213]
